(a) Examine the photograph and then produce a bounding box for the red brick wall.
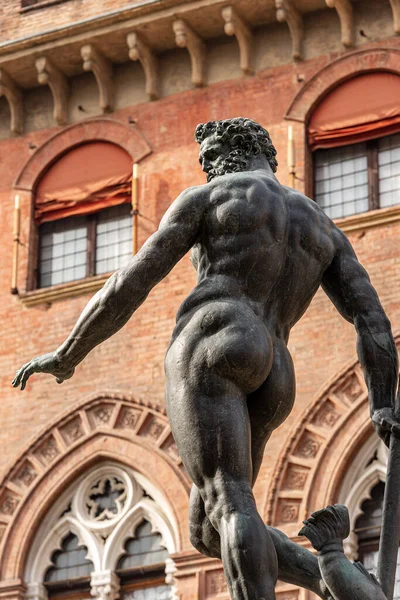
[0,23,400,596]
[1,0,148,42]
[1,40,399,477]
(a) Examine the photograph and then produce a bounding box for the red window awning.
[35,141,133,224]
[308,72,400,150]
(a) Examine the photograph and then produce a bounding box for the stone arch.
[0,392,189,581]
[14,117,152,193]
[285,47,400,124]
[265,334,400,540]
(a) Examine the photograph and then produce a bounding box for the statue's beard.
[206,150,250,182]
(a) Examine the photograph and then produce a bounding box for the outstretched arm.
[13,186,206,389]
[322,228,399,444]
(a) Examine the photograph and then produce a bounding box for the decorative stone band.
[265,334,400,540]
[0,392,189,571]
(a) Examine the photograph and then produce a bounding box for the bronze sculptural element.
[13,118,400,599]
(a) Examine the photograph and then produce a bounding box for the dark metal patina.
[13,118,400,600]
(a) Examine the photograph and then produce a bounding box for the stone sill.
[19,273,110,307]
[335,204,400,234]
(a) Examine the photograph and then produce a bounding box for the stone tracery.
[24,461,178,600]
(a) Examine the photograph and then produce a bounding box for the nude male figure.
[13,118,399,600]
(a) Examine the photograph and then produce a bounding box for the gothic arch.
[14,117,152,193]
[265,334,400,540]
[0,392,190,581]
[285,47,400,124]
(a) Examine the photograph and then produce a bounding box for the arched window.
[117,520,171,599]
[24,463,178,600]
[337,435,400,599]
[45,533,93,582]
[310,72,400,219]
[118,520,169,570]
[44,533,93,598]
[34,141,133,289]
[354,481,400,600]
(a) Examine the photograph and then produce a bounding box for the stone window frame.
[24,462,178,600]
[336,434,388,561]
[285,46,400,235]
[12,118,152,307]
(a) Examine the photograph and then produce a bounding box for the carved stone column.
[25,582,48,600]
[90,571,120,600]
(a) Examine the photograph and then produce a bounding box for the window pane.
[95,204,132,275]
[117,520,169,570]
[122,585,172,600]
[39,217,88,288]
[314,143,369,219]
[45,533,93,583]
[378,133,400,209]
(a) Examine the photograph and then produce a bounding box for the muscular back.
[179,170,337,338]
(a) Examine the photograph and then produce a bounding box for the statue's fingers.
[20,366,33,390]
[56,377,64,384]
[12,365,28,388]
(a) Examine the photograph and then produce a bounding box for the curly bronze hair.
[195,117,278,173]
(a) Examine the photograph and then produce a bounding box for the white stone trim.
[90,570,120,600]
[29,514,102,582]
[337,435,387,560]
[25,583,48,600]
[103,498,178,571]
[73,464,141,536]
[24,461,179,599]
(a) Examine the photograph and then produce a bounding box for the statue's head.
[195,117,278,182]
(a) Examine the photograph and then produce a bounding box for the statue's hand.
[371,407,400,447]
[12,352,75,390]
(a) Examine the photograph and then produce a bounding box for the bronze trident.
[378,377,400,600]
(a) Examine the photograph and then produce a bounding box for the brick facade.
[1,1,400,598]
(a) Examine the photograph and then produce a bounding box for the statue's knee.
[189,523,214,557]
[203,479,254,529]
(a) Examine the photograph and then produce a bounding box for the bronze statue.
[13,118,400,599]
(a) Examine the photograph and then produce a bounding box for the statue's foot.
[299,505,350,552]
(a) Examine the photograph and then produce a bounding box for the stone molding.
[265,334,400,539]
[35,56,69,126]
[221,6,253,75]
[19,273,110,307]
[335,204,400,234]
[14,117,152,192]
[285,46,400,123]
[0,579,27,600]
[0,392,189,580]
